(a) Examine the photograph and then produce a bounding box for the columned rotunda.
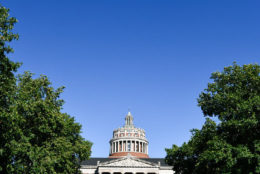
[109,112,149,158]
[80,112,174,174]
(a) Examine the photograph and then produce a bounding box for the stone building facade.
[80,112,174,174]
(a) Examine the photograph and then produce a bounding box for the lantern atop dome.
[124,111,134,128]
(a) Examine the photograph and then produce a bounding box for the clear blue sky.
[3,0,259,158]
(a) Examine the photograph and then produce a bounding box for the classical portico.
[81,154,173,174]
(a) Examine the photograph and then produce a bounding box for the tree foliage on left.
[0,4,92,174]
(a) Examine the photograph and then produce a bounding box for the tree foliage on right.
[166,63,260,173]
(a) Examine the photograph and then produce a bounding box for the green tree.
[166,63,260,174]
[0,4,92,173]
[13,72,92,173]
[0,4,21,173]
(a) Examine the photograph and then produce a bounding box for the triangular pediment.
[99,155,158,167]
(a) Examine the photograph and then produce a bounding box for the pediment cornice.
[99,155,158,168]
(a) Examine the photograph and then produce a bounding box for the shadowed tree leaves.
[0,4,21,173]
[166,63,260,174]
[0,4,92,174]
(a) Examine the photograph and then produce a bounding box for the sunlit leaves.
[166,63,260,173]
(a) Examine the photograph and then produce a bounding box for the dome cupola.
[109,112,149,158]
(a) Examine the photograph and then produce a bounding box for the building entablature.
[109,137,148,143]
[113,127,146,138]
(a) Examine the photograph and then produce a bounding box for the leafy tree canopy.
[0,4,92,174]
[166,63,260,174]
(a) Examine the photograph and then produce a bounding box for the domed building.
[109,112,149,158]
[80,112,174,174]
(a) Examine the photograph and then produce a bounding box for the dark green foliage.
[166,63,260,174]
[0,4,92,173]
[0,4,21,173]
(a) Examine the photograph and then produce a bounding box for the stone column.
[113,142,115,153]
[112,142,114,153]
[139,141,141,152]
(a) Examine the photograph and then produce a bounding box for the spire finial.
[127,108,131,116]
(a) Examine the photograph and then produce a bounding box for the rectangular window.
[128,141,131,151]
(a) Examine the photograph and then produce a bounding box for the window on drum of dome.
[128,141,131,151]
